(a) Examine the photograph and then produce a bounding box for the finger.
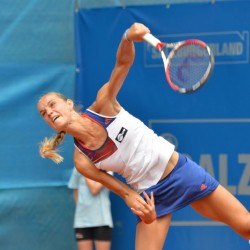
[135,196,147,206]
[143,191,154,207]
[143,191,151,204]
[150,191,155,204]
[131,207,144,217]
[131,200,150,215]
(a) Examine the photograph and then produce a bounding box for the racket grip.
[143,33,161,48]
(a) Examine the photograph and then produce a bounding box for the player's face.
[38,94,74,132]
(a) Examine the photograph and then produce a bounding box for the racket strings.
[168,44,211,89]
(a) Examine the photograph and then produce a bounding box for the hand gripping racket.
[143,33,214,93]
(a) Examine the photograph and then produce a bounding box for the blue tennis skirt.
[137,153,219,223]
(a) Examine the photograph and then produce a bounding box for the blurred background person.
[68,167,113,250]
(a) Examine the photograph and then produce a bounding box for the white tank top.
[74,108,175,193]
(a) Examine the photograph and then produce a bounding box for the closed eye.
[39,99,57,117]
[40,110,46,117]
[49,101,56,108]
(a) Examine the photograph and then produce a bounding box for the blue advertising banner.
[75,2,250,250]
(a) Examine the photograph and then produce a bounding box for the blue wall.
[0,1,77,249]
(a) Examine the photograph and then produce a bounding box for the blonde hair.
[39,131,66,164]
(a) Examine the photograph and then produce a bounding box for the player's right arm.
[74,148,156,224]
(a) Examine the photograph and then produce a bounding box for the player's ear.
[66,99,74,110]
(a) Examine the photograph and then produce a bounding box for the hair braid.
[39,131,66,164]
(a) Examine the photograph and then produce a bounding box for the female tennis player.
[37,23,250,249]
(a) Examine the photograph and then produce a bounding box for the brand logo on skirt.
[200,183,207,191]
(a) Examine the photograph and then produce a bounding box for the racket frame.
[143,33,214,93]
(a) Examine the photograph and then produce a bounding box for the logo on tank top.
[115,127,128,143]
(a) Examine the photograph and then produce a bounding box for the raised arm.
[91,23,150,115]
[107,23,150,98]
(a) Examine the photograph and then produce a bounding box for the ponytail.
[39,131,66,164]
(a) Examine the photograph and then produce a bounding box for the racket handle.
[143,33,161,48]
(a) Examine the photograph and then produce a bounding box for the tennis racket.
[143,33,214,93]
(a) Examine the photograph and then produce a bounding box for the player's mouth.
[52,115,60,123]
